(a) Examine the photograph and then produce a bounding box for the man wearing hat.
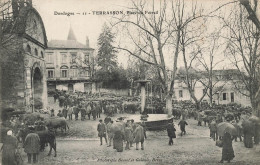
[166,121,176,145]
[97,119,107,145]
[24,131,40,164]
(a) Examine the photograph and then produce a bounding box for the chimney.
[86,36,89,48]
[12,0,19,19]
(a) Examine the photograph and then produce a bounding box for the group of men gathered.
[97,118,146,152]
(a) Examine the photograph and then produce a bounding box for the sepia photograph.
[0,0,260,164]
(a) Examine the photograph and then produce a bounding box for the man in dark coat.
[178,119,188,136]
[74,106,80,120]
[97,119,107,145]
[166,122,176,145]
[92,104,97,120]
[124,123,133,150]
[209,119,218,141]
[24,132,40,164]
[50,109,55,117]
[2,130,18,165]
[96,102,102,118]
[57,110,63,117]
[62,107,68,119]
[133,124,145,150]
[219,132,235,163]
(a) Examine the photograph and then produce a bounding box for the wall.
[74,83,85,92]
[97,88,128,96]
[173,79,251,107]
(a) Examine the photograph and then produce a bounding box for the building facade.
[45,27,95,93]
[0,0,48,111]
[173,69,251,107]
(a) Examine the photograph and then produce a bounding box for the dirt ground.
[4,98,260,165]
[17,118,260,165]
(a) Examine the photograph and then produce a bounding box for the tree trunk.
[195,101,201,110]
[251,97,259,117]
[209,87,213,107]
[166,94,173,116]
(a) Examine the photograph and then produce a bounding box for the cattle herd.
[0,90,259,159]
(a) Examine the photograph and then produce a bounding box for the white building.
[44,27,95,93]
[173,69,251,107]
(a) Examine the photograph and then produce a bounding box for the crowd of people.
[1,89,259,164]
[96,118,146,152]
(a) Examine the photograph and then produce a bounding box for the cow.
[17,128,57,157]
[172,109,181,119]
[45,118,69,133]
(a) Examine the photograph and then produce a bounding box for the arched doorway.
[32,67,43,110]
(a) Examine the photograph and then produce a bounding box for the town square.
[0,0,260,165]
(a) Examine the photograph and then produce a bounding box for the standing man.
[209,119,218,141]
[97,119,107,145]
[166,121,176,145]
[133,124,145,150]
[96,102,102,118]
[62,107,68,119]
[24,131,40,164]
[50,109,55,117]
[67,105,73,120]
[124,123,133,150]
[92,103,97,120]
[178,119,188,136]
[106,120,113,147]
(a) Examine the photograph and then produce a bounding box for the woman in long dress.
[113,130,124,152]
[219,132,235,163]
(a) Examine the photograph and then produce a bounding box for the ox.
[45,118,69,133]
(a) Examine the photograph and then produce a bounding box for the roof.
[67,26,77,40]
[48,40,92,49]
[7,6,48,48]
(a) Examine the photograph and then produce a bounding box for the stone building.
[45,27,95,93]
[174,69,251,107]
[0,0,48,111]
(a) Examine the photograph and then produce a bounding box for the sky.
[31,0,259,69]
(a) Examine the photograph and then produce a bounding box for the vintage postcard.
[0,0,260,164]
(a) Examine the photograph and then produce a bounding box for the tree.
[239,0,260,30]
[222,4,260,116]
[196,33,228,107]
[114,0,203,115]
[97,23,118,71]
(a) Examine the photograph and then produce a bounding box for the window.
[41,51,44,58]
[231,93,234,102]
[34,48,38,56]
[70,69,78,77]
[26,45,31,54]
[61,54,67,63]
[85,53,90,64]
[179,90,183,98]
[46,53,54,63]
[48,70,54,78]
[71,53,77,64]
[85,70,90,77]
[223,93,227,100]
[61,70,67,78]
